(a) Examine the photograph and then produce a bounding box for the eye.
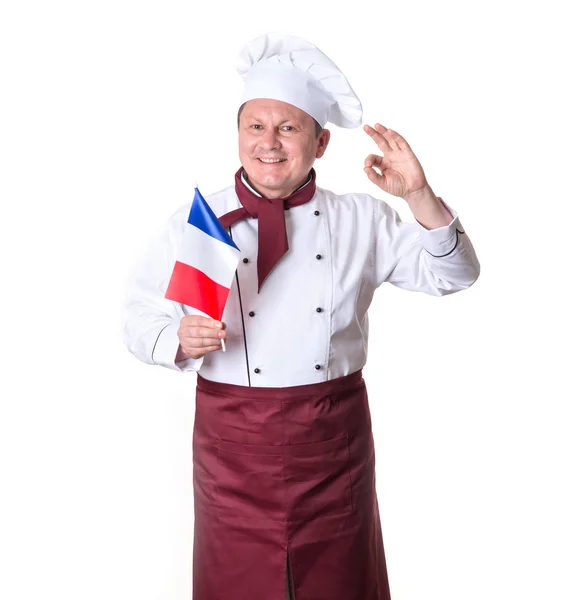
[282,125,295,132]
[250,124,262,130]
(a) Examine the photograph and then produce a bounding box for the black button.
[316,254,322,260]
[249,311,255,317]
[315,364,321,370]
[254,368,260,374]
[243,258,249,264]
[314,210,320,216]
[316,307,323,313]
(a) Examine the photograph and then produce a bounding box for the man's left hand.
[363,123,428,201]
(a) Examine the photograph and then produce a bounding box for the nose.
[258,128,282,152]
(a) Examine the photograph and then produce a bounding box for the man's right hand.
[176,315,226,361]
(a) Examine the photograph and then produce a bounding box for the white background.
[1,1,567,599]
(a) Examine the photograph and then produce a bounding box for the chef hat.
[236,32,363,129]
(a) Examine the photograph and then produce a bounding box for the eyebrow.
[243,116,302,126]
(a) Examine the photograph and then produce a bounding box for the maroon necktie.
[219,167,317,292]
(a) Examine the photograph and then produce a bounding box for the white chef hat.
[236,32,363,129]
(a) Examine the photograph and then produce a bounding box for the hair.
[237,102,323,138]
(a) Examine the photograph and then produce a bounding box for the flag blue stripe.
[188,187,240,250]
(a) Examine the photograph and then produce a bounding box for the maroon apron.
[192,369,391,600]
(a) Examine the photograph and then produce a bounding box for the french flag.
[165,187,240,321]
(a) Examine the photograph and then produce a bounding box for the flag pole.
[195,178,226,353]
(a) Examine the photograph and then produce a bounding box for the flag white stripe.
[178,224,240,287]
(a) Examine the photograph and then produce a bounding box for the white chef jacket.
[123,180,479,387]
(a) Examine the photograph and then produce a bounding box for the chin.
[256,174,287,189]
[248,169,288,192]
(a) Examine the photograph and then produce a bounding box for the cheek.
[240,150,256,168]
[290,146,315,168]
[238,135,255,156]
[280,140,304,161]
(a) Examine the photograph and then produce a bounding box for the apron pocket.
[214,440,286,521]
[214,436,354,522]
[286,435,353,519]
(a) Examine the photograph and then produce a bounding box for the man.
[123,33,479,600]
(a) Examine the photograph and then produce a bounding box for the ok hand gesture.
[363,123,428,201]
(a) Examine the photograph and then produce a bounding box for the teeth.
[259,158,285,163]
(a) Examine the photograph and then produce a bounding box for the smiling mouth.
[257,158,287,163]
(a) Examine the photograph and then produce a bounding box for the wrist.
[403,184,454,229]
[402,183,437,205]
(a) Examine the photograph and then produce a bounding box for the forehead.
[241,98,312,122]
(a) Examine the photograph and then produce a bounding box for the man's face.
[238,98,330,199]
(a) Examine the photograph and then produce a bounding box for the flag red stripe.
[165,261,230,322]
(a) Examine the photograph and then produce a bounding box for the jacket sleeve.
[122,208,204,372]
[373,197,480,295]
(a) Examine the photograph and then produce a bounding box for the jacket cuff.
[152,322,204,372]
[416,198,465,258]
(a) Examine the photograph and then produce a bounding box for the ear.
[315,129,331,159]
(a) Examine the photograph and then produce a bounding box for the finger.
[363,164,386,189]
[363,124,391,154]
[181,315,224,329]
[372,122,388,134]
[375,125,401,152]
[379,124,411,152]
[184,345,222,357]
[182,336,223,348]
[185,326,226,339]
[364,154,383,170]
[196,338,223,349]
[365,123,399,152]
[202,345,222,353]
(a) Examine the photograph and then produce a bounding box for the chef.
[123,32,480,600]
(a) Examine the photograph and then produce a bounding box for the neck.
[242,171,312,199]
